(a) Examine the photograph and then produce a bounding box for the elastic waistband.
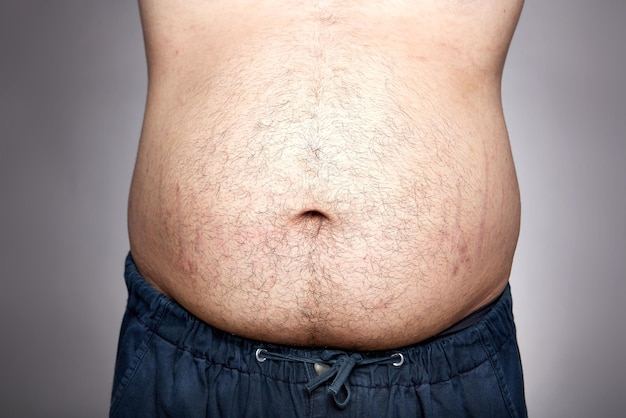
[124,253,517,387]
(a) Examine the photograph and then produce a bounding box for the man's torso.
[128,0,523,350]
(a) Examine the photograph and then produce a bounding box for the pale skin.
[128,0,524,350]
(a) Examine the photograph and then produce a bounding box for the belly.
[128,20,520,350]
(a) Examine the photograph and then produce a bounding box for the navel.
[294,209,334,238]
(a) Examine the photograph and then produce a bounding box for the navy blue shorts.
[111,254,527,417]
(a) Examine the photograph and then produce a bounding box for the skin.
[128,0,524,350]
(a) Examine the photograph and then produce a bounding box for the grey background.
[1,1,624,417]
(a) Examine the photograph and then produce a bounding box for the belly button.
[300,210,329,220]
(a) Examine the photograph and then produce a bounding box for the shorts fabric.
[110,253,527,417]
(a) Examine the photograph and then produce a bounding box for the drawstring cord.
[255,348,404,409]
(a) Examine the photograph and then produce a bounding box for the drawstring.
[255,348,405,409]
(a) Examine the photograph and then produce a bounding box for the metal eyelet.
[392,353,404,367]
[255,348,268,362]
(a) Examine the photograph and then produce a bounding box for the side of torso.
[128,0,523,350]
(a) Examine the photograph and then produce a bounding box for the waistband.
[124,253,517,389]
